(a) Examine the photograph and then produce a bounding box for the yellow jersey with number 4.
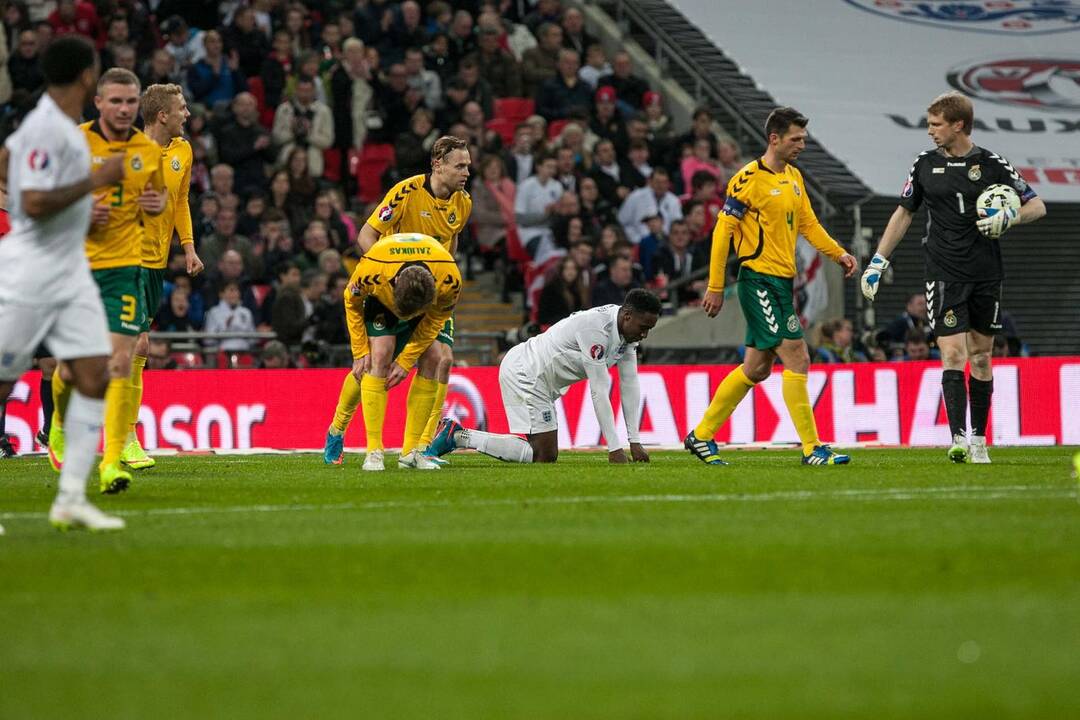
[708,159,845,292]
[80,121,165,270]
[366,174,472,250]
[141,136,194,269]
[345,233,462,369]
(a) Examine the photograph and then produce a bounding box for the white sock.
[56,391,104,503]
[457,429,534,463]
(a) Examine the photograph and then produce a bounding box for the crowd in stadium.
[0,0,1023,369]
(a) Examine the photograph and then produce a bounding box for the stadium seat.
[245,76,274,128]
[323,147,342,183]
[354,143,396,203]
[547,119,570,139]
[485,118,517,146]
[493,97,534,124]
[172,352,204,369]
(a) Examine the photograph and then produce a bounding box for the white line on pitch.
[1,485,1075,521]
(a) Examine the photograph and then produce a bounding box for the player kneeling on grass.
[427,289,660,464]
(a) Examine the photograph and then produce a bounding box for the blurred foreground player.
[0,37,126,531]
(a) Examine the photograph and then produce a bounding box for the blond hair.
[927,91,974,135]
[141,83,184,125]
[431,135,469,165]
[97,66,141,93]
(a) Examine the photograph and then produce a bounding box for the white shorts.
[0,292,111,381]
[499,346,558,435]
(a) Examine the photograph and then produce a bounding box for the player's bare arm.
[861,206,914,301]
[1015,197,1047,226]
[22,154,124,220]
[356,222,380,254]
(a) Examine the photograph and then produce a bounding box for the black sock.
[0,397,7,436]
[941,370,968,437]
[40,376,53,435]
[969,377,993,438]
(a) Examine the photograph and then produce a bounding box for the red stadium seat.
[245,76,274,128]
[485,118,517,146]
[493,97,534,124]
[323,147,342,183]
[172,352,204,369]
[354,143,396,203]
[547,119,570,139]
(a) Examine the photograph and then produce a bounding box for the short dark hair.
[393,265,436,317]
[692,106,712,121]
[764,107,808,140]
[905,327,929,345]
[623,288,662,316]
[690,170,717,191]
[276,260,299,278]
[41,36,96,86]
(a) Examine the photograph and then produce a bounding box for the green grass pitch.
[3,447,1080,719]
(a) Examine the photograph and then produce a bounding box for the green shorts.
[92,266,145,336]
[437,315,455,347]
[736,266,802,350]
[141,267,165,331]
[364,296,422,360]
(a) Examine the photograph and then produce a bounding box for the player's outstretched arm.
[861,206,913,301]
[356,222,380,254]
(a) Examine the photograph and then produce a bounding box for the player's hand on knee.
[976,206,1016,239]
[860,254,890,301]
[608,448,629,464]
[629,442,650,463]
[702,290,724,317]
[385,362,408,389]
[351,355,370,382]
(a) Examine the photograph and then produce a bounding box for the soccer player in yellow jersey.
[685,107,859,467]
[49,68,166,494]
[343,233,462,471]
[323,136,471,466]
[116,82,204,470]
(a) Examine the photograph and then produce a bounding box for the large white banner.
[669,0,1080,201]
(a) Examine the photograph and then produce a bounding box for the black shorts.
[925,279,1003,336]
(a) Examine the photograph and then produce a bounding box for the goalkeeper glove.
[860,253,890,301]
[976,206,1017,238]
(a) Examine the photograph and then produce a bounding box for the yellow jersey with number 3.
[344,233,462,369]
[141,136,194,269]
[366,174,472,250]
[80,121,165,270]
[708,159,845,292]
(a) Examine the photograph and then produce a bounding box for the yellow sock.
[694,365,755,440]
[101,377,129,467]
[782,369,820,454]
[418,381,449,447]
[128,355,146,434]
[402,375,439,455]
[51,367,73,430]
[360,374,388,451]
[330,372,363,435]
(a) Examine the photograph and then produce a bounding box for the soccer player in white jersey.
[427,289,661,464]
[0,37,127,532]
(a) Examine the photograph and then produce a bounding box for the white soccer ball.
[976,184,1021,218]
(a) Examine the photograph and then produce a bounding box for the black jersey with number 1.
[898,146,1037,283]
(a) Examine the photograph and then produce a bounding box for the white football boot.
[49,499,125,532]
[362,449,385,472]
[397,449,441,470]
[969,435,991,464]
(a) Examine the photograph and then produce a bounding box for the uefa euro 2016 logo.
[845,0,1080,34]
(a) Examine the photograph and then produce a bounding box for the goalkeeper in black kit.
[861,91,1045,464]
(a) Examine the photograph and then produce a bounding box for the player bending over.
[343,233,462,471]
[426,289,660,464]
